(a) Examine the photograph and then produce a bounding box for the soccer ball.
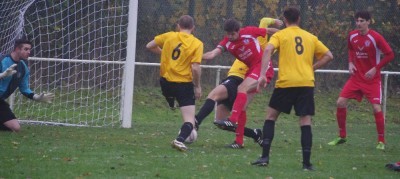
[178,129,198,144]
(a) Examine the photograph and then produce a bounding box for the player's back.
[271,26,329,87]
[155,31,203,82]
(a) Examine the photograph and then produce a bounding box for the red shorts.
[246,63,274,94]
[245,62,274,83]
[340,78,382,104]
[245,64,261,80]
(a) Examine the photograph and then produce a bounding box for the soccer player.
[202,18,279,148]
[0,39,55,132]
[196,17,282,148]
[252,7,333,170]
[146,15,203,152]
[328,11,394,150]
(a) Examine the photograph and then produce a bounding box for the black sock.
[262,120,275,158]
[195,98,215,125]
[301,125,312,166]
[177,122,193,142]
[244,127,257,139]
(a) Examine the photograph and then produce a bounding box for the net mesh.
[0,0,129,127]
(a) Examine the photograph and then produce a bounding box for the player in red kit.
[328,11,394,150]
[203,18,278,148]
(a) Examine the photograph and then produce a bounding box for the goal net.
[0,0,134,127]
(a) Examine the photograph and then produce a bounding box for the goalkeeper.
[0,39,54,132]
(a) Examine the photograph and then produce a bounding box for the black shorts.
[0,99,16,124]
[159,77,195,107]
[217,76,243,110]
[269,87,315,116]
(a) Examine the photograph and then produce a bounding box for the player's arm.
[266,28,280,35]
[375,51,394,70]
[313,40,334,70]
[258,44,274,89]
[18,64,34,99]
[273,19,284,27]
[347,37,357,75]
[313,51,333,70]
[259,17,283,28]
[365,42,393,80]
[202,47,222,60]
[146,40,162,55]
[192,62,202,100]
[18,63,54,103]
[375,39,394,70]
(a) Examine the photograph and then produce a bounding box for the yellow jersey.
[227,17,276,79]
[154,31,203,82]
[268,26,329,88]
[227,60,248,79]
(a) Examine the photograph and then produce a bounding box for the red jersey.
[217,26,267,68]
[348,29,393,83]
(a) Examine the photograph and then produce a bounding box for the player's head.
[283,7,300,25]
[354,11,371,32]
[13,39,32,60]
[177,15,195,31]
[224,18,241,41]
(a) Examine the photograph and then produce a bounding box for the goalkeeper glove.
[0,64,17,79]
[33,93,55,103]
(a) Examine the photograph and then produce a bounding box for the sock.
[227,126,257,140]
[229,92,247,123]
[336,108,347,138]
[374,111,385,143]
[261,120,275,158]
[176,122,193,142]
[301,125,312,166]
[244,127,257,139]
[195,98,216,125]
[235,111,246,145]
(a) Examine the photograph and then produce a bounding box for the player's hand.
[194,86,202,100]
[257,76,267,91]
[275,19,284,27]
[365,67,377,80]
[0,64,17,79]
[348,62,357,75]
[33,92,55,103]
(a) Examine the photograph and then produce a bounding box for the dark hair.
[355,11,371,21]
[283,7,300,24]
[14,39,32,50]
[178,15,194,29]
[224,18,240,32]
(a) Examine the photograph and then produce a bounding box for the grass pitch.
[1,88,400,178]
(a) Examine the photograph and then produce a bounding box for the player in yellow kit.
[146,15,203,152]
[252,7,333,170]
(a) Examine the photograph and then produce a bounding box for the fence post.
[383,73,389,121]
[214,67,222,120]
